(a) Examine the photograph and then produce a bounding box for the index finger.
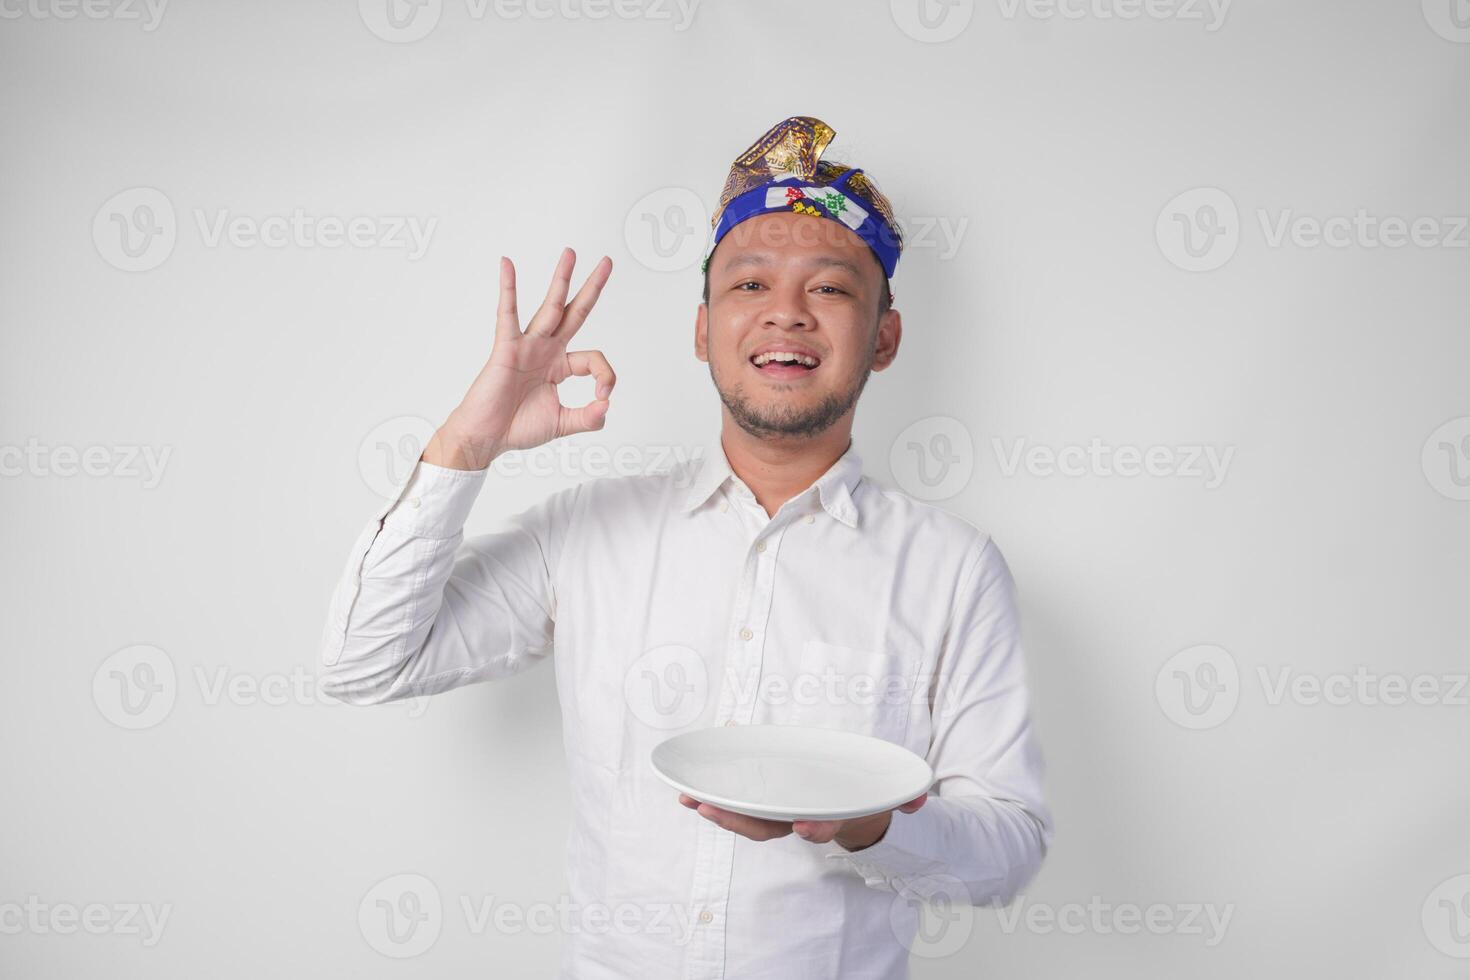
[551,255,612,342]
[692,802,792,839]
[495,256,519,342]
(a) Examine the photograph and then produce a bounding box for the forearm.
[825,793,1050,905]
[319,461,492,704]
[825,535,1053,905]
[421,419,502,472]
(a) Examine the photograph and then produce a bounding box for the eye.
[734,280,763,291]
[814,285,846,295]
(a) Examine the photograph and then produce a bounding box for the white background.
[2,0,1468,976]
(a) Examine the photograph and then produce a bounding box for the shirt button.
[724,719,737,726]
[739,627,753,641]
[804,514,814,524]
[720,501,729,512]
[755,540,766,553]
[408,497,421,509]
[698,910,714,924]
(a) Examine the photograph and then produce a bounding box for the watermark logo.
[1155,644,1239,730]
[1257,666,1468,708]
[1158,646,1468,729]
[1422,416,1470,501]
[993,437,1234,488]
[1424,874,1470,957]
[359,873,442,958]
[359,416,707,497]
[0,439,173,488]
[495,443,704,485]
[991,895,1234,945]
[93,188,437,272]
[995,0,1231,31]
[890,0,975,43]
[0,896,173,946]
[360,0,699,41]
[0,0,168,30]
[890,416,974,501]
[360,415,438,499]
[93,187,176,273]
[93,646,428,728]
[1159,188,1469,271]
[890,873,976,958]
[193,209,436,258]
[359,875,702,946]
[891,213,970,261]
[624,645,709,730]
[460,895,699,942]
[1422,0,1470,42]
[1258,209,1468,250]
[93,644,177,730]
[359,0,443,42]
[1156,187,1239,272]
[625,187,707,272]
[726,659,929,714]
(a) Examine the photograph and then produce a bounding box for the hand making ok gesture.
[423,247,617,471]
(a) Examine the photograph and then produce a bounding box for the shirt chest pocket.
[780,639,921,747]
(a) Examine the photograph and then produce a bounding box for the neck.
[717,414,854,518]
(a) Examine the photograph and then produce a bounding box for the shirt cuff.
[379,459,489,538]
[821,806,949,897]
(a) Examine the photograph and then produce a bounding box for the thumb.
[560,397,610,436]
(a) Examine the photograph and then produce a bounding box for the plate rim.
[650,723,934,822]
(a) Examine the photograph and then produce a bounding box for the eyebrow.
[721,254,866,278]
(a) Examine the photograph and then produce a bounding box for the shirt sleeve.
[317,457,577,705]
[820,534,1054,906]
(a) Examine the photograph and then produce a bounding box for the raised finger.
[495,256,519,342]
[526,246,576,336]
[553,255,612,341]
[564,349,617,400]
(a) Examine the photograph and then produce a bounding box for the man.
[319,116,1052,979]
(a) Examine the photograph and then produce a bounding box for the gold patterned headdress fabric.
[703,115,903,279]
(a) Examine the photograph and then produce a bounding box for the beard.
[710,351,875,439]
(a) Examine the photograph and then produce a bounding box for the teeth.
[752,351,819,367]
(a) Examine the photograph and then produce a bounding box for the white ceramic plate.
[651,724,933,822]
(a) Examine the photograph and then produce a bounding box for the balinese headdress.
[701,115,903,280]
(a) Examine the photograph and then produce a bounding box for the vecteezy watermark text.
[92,645,429,730]
[358,873,702,958]
[0,439,172,488]
[94,188,438,272]
[993,437,1235,489]
[1157,187,1469,272]
[990,895,1234,945]
[1156,644,1469,730]
[0,0,167,29]
[0,896,172,947]
[995,0,1230,30]
[359,414,705,499]
[358,0,700,43]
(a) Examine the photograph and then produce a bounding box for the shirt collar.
[678,431,863,528]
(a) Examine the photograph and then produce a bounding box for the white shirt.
[319,430,1052,980]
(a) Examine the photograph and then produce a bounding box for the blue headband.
[702,171,902,280]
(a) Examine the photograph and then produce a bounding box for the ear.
[694,301,709,363]
[871,308,902,371]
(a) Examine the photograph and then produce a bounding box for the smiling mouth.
[750,351,821,379]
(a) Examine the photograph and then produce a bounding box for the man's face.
[695,211,901,440]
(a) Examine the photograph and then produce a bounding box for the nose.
[760,280,814,330]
